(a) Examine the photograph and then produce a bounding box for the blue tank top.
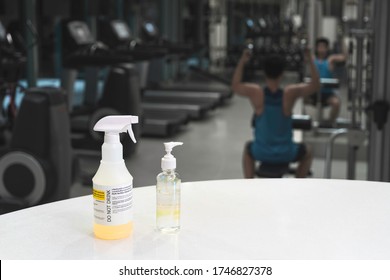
[314,58,333,95]
[250,87,298,163]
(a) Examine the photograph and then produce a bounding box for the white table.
[1,179,390,260]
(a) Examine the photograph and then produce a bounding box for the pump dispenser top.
[93,115,138,162]
[161,142,183,170]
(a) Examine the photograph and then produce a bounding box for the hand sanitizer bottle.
[156,142,183,233]
[92,115,138,240]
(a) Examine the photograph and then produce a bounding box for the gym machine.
[140,21,225,108]
[243,16,304,75]
[367,0,390,182]
[98,19,217,120]
[324,0,371,179]
[97,19,190,137]
[0,21,24,137]
[0,23,72,214]
[0,88,73,214]
[303,77,350,130]
[139,21,232,102]
[61,20,142,154]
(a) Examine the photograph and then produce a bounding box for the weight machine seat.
[256,162,290,178]
[304,77,340,89]
[292,114,312,130]
[255,162,313,178]
[303,77,340,107]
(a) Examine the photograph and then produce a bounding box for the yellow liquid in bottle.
[94,222,133,240]
[156,170,180,233]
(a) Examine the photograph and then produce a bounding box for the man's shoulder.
[284,84,299,93]
[249,83,263,91]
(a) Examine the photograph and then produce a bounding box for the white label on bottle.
[93,183,133,226]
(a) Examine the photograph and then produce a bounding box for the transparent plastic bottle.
[156,142,183,233]
[156,169,181,233]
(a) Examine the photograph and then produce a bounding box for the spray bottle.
[156,142,183,233]
[92,115,138,240]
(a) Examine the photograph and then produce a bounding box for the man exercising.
[312,37,347,125]
[231,48,320,178]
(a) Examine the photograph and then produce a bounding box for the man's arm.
[328,39,348,71]
[285,48,321,99]
[231,49,262,98]
[328,54,346,72]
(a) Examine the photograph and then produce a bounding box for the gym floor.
[71,72,367,198]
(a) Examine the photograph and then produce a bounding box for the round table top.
[1,178,389,260]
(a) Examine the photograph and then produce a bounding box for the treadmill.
[140,21,233,101]
[61,20,188,139]
[98,19,218,119]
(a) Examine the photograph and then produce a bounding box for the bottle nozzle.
[93,115,139,162]
[161,142,183,170]
[126,124,137,143]
[93,115,139,143]
[164,142,183,153]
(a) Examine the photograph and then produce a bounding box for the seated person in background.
[231,48,320,178]
[312,37,347,125]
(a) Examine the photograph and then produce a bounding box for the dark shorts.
[246,142,307,163]
[309,92,337,107]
